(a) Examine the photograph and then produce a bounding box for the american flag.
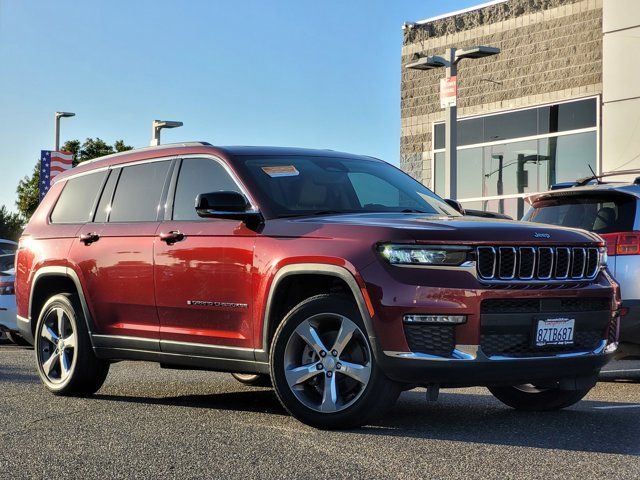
[39,150,73,201]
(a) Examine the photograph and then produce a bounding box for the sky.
[0,0,477,212]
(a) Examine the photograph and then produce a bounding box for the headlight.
[379,244,471,266]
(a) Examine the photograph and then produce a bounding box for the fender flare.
[28,266,96,347]
[258,263,377,361]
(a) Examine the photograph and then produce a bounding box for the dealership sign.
[440,76,457,108]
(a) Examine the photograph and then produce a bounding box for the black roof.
[215,145,380,161]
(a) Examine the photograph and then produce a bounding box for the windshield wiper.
[399,208,429,214]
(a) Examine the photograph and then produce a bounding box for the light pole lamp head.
[455,46,500,61]
[152,120,183,130]
[405,54,448,71]
[55,111,75,119]
[150,120,184,146]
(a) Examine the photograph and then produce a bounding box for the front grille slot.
[404,324,455,357]
[476,246,599,283]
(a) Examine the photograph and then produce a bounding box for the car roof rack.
[574,168,640,187]
[80,141,212,166]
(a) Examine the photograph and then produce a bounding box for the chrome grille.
[476,246,600,282]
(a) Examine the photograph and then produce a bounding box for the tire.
[488,384,592,411]
[231,373,272,387]
[7,331,31,346]
[34,293,110,396]
[270,294,400,429]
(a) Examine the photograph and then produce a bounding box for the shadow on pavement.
[95,389,288,416]
[360,390,640,456]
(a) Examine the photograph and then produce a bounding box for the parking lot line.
[593,404,640,410]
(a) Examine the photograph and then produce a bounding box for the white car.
[0,240,27,346]
[524,172,640,358]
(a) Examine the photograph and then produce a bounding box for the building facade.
[400,0,640,219]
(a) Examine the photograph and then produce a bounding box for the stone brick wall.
[400,0,603,187]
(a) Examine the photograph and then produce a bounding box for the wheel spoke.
[285,363,322,387]
[338,360,371,385]
[42,352,59,376]
[59,351,71,379]
[63,332,76,350]
[56,309,65,337]
[320,374,339,412]
[295,321,329,355]
[42,325,59,344]
[331,318,357,356]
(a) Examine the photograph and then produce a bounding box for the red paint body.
[15,144,619,366]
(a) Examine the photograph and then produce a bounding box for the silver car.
[524,172,640,358]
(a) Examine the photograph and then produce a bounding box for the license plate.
[535,317,575,347]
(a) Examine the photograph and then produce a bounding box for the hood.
[286,213,602,245]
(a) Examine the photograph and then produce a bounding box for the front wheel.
[488,384,592,411]
[270,294,400,429]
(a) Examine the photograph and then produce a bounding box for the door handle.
[79,232,100,245]
[159,231,185,245]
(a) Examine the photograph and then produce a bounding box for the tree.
[15,138,133,219]
[0,205,24,241]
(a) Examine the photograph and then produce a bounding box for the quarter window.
[109,161,171,222]
[173,158,241,221]
[50,171,108,223]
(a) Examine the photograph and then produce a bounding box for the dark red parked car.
[15,143,620,428]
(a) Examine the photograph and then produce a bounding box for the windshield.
[523,194,636,234]
[235,156,459,218]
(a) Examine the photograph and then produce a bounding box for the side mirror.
[195,191,261,225]
[444,198,465,215]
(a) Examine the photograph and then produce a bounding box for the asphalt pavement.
[1,344,639,479]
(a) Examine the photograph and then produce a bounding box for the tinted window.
[173,158,241,220]
[109,161,171,222]
[50,171,107,223]
[484,108,537,142]
[524,194,636,234]
[94,169,120,222]
[0,242,17,254]
[237,156,458,217]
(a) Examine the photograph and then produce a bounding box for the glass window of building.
[431,98,598,219]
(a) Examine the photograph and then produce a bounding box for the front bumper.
[378,340,615,386]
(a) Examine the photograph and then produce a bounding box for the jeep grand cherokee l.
[15,143,619,429]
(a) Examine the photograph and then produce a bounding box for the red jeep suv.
[15,142,619,428]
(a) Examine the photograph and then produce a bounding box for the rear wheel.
[7,331,31,346]
[35,293,110,396]
[270,294,400,429]
[488,383,592,411]
[231,373,271,387]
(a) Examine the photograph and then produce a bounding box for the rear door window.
[109,161,171,222]
[524,194,637,234]
[50,170,108,223]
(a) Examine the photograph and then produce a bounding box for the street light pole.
[54,111,75,151]
[406,45,499,201]
[444,48,457,200]
[150,120,183,146]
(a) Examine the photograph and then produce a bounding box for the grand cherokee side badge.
[534,232,551,239]
[187,300,248,309]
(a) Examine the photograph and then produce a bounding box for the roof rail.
[575,168,640,186]
[80,141,212,166]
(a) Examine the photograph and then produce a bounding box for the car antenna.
[588,164,601,184]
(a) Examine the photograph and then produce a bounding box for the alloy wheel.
[283,313,372,413]
[37,306,77,384]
